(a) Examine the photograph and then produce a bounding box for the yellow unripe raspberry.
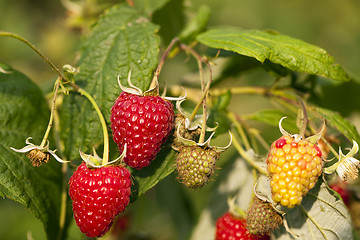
[266,135,323,208]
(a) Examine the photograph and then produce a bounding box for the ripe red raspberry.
[69,162,132,238]
[267,135,323,208]
[111,213,131,237]
[330,182,351,206]
[215,212,270,240]
[111,92,174,169]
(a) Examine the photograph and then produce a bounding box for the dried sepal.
[279,117,292,137]
[279,117,302,143]
[143,79,159,96]
[306,120,326,145]
[10,137,67,166]
[63,64,80,74]
[80,144,127,168]
[176,98,217,132]
[117,70,186,101]
[174,124,200,147]
[174,123,232,152]
[162,86,187,101]
[337,141,360,181]
[279,117,325,144]
[117,71,143,96]
[0,66,12,74]
[324,140,360,181]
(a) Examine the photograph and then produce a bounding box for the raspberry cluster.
[267,135,323,208]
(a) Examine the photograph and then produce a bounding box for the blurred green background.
[1,0,359,239]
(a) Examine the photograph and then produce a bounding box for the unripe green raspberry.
[266,135,323,208]
[247,197,283,235]
[176,145,218,188]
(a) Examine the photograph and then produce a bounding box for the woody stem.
[150,37,179,90]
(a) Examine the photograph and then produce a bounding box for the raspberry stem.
[227,112,251,151]
[231,130,268,175]
[298,99,308,139]
[321,136,339,158]
[40,78,61,148]
[0,32,67,150]
[58,163,68,240]
[179,43,213,144]
[180,43,212,123]
[49,91,68,240]
[0,32,64,77]
[197,53,208,144]
[210,86,299,105]
[77,88,110,165]
[52,104,69,240]
[150,37,179,90]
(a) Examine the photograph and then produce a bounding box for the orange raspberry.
[267,135,323,208]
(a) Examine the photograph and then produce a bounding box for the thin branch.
[150,37,179,89]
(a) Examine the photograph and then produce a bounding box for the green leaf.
[213,55,259,80]
[79,4,159,92]
[316,107,360,143]
[212,89,232,111]
[262,59,291,77]
[0,64,64,240]
[208,110,231,137]
[60,3,160,160]
[133,0,170,15]
[310,81,360,117]
[197,27,351,81]
[247,109,298,134]
[178,5,211,44]
[156,174,195,240]
[130,145,176,200]
[152,0,185,45]
[273,178,353,240]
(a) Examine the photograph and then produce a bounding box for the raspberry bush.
[1,1,360,240]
